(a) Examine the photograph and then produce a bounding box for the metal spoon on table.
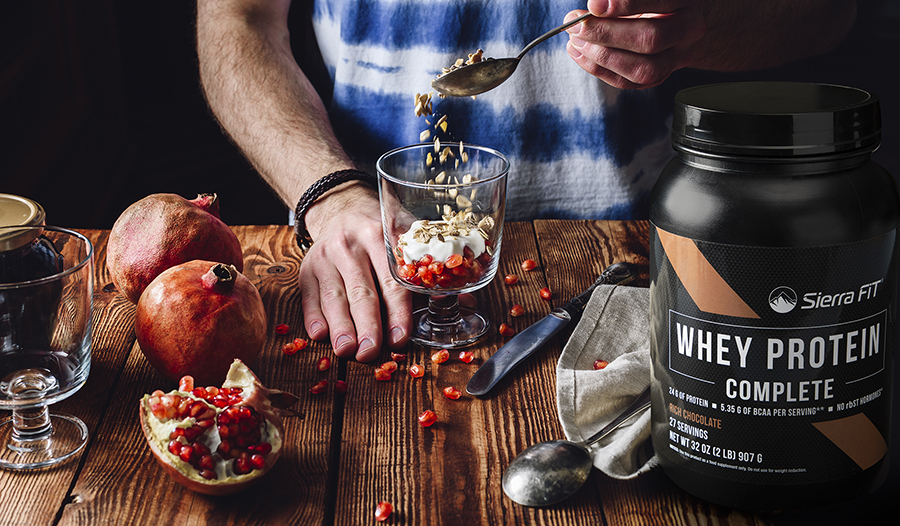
[502,386,651,507]
[431,11,594,97]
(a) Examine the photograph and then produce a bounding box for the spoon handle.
[517,11,594,59]
[583,386,652,448]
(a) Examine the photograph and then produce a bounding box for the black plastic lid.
[672,82,881,158]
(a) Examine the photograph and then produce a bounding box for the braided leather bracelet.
[293,169,377,253]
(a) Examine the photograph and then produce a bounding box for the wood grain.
[3,223,885,525]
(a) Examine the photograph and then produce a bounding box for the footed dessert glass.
[0,226,93,470]
[378,143,508,348]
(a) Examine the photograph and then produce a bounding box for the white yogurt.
[398,220,485,264]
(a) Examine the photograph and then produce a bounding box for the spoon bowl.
[502,386,652,507]
[431,12,593,97]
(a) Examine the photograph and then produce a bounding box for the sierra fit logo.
[768,286,798,314]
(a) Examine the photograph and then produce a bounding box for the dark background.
[1,1,898,230]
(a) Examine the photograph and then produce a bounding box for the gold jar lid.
[0,194,46,252]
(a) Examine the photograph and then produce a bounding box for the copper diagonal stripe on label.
[812,413,887,470]
[657,228,760,319]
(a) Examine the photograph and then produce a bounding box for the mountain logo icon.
[769,286,797,314]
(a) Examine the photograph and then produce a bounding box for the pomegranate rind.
[135,260,267,386]
[107,193,244,303]
[139,360,284,496]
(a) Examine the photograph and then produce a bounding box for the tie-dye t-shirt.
[309,0,676,221]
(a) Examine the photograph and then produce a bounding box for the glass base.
[411,305,489,349]
[0,412,88,470]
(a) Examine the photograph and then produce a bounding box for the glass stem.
[426,294,463,335]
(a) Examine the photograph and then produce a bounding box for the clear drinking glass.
[0,226,93,469]
[378,143,509,348]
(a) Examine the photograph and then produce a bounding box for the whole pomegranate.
[136,260,266,385]
[139,360,287,495]
[107,193,244,303]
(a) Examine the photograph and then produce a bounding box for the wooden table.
[1,221,893,525]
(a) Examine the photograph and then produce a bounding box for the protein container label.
[650,225,895,485]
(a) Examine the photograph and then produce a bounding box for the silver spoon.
[431,12,594,97]
[502,386,652,507]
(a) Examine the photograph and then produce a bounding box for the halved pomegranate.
[139,360,289,495]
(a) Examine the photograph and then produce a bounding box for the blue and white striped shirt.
[310,0,675,221]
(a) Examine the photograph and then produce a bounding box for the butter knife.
[466,262,636,396]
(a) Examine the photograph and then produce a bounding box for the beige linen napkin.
[556,284,656,479]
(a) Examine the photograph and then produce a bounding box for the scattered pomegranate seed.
[380,361,398,374]
[408,364,425,378]
[499,323,516,337]
[442,386,462,400]
[178,375,194,392]
[275,323,290,335]
[390,352,407,362]
[509,304,525,317]
[293,338,308,351]
[458,351,474,363]
[593,359,610,370]
[309,380,328,394]
[282,342,299,355]
[540,287,552,301]
[374,501,393,522]
[334,380,349,393]
[418,409,437,427]
[431,350,450,364]
[317,356,331,371]
[521,259,538,271]
[504,274,518,285]
[374,367,392,382]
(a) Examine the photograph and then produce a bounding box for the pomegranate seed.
[317,356,332,371]
[418,410,437,427]
[334,380,349,393]
[275,323,290,335]
[282,342,298,355]
[205,386,219,397]
[179,375,194,392]
[179,445,194,462]
[374,367,392,382]
[375,501,393,522]
[168,440,181,456]
[390,352,407,362]
[418,254,434,266]
[250,453,266,470]
[234,455,253,475]
[380,361,398,374]
[248,442,272,455]
[431,350,450,364]
[593,359,610,370]
[445,254,464,268]
[199,469,217,480]
[499,323,516,337]
[504,274,518,285]
[510,304,525,317]
[408,364,425,378]
[191,386,208,399]
[293,338,308,351]
[521,259,538,271]
[442,386,462,400]
[199,455,216,470]
[458,351,474,363]
[309,379,328,394]
[539,287,552,301]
